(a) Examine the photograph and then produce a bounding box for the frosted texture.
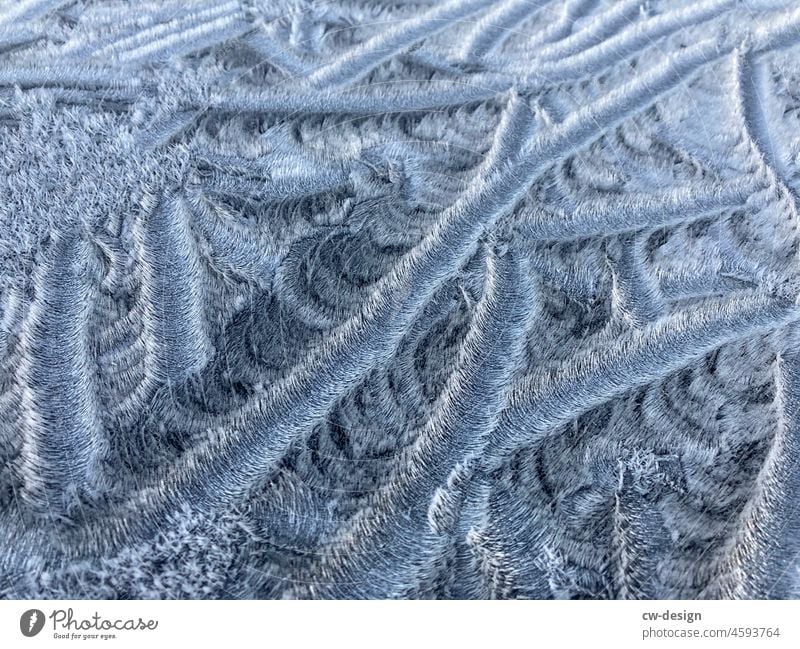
[0,0,799,599]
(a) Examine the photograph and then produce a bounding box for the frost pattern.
[0,0,799,599]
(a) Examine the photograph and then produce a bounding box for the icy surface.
[0,0,799,599]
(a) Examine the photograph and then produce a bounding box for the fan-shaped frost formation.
[0,0,799,599]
